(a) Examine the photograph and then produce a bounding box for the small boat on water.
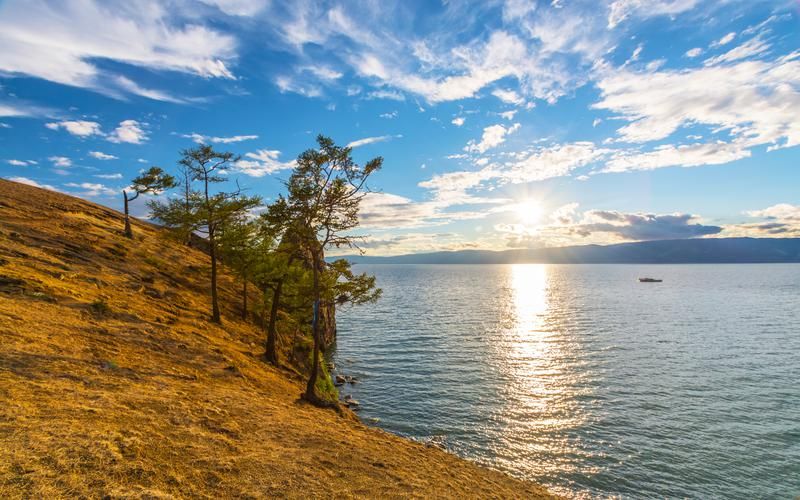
[639,277,663,283]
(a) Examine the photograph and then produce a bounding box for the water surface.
[334,264,800,498]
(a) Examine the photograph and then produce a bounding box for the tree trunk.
[209,226,221,324]
[265,279,282,365]
[242,278,248,320]
[123,191,133,238]
[304,248,321,402]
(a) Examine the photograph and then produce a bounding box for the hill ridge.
[339,237,800,264]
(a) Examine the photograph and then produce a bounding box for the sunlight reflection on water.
[334,264,800,498]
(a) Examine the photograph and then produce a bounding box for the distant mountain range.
[339,238,800,264]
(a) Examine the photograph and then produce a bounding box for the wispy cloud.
[593,53,800,150]
[48,156,72,168]
[6,159,36,166]
[6,176,60,192]
[346,134,402,149]
[89,151,118,160]
[465,123,520,153]
[234,150,296,177]
[181,132,259,144]
[0,0,237,98]
[65,181,117,197]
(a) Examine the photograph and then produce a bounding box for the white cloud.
[6,159,35,166]
[367,89,406,101]
[593,54,800,149]
[420,141,606,209]
[685,47,703,58]
[6,176,59,192]
[181,132,258,144]
[745,203,800,221]
[451,117,465,127]
[380,111,399,119]
[0,101,53,118]
[465,123,520,153]
[608,0,699,28]
[89,151,118,160]
[198,0,268,16]
[604,141,751,173]
[46,120,102,137]
[113,75,186,104]
[704,37,770,66]
[499,110,517,121]
[504,141,607,182]
[727,202,800,237]
[712,31,737,47]
[491,88,525,105]
[95,173,123,179]
[346,134,402,149]
[234,150,296,177]
[107,120,147,144]
[48,156,72,168]
[65,181,117,197]
[301,65,344,81]
[0,0,236,96]
[275,75,322,98]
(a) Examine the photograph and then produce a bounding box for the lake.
[333,264,800,498]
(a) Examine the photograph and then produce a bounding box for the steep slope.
[0,179,554,499]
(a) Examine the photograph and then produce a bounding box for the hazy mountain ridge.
[341,238,800,264]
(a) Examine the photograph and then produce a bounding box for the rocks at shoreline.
[333,373,359,386]
[343,394,360,410]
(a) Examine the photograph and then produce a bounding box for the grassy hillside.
[0,179,554,499]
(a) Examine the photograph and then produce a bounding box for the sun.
[514,199,543,226]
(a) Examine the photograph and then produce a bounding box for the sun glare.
[515,199,543,226]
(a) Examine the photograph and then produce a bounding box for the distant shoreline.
[335,237,800,265]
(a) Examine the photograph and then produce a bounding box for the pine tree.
[123,167,176,239]
[275,135,382,405]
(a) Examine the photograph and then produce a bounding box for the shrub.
[90,299,111,316]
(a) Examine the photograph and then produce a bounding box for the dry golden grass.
[0,179,556,499]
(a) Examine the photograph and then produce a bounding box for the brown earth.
[0,178,557,499]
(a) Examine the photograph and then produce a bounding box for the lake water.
[333,264,800,498]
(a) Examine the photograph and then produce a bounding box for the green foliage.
[148,145,261,323]
[269,135,383,403]
[130,167,177,198]
[315,360,338,403]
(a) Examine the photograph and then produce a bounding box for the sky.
[1,0,799,255]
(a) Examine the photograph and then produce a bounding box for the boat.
[639,277,663,283]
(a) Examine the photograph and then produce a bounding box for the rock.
[335,375,346,385]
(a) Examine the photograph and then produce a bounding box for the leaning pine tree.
[274,135,382,406]
[122,167,176,239]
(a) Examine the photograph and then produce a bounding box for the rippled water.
[333,264,800,498]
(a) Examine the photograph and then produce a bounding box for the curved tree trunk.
[123,191,133,238]
[304,248,321,403]
[209,225,221,324]
[265,279,282,365]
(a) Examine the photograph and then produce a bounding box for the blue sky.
[1,0,799,255]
